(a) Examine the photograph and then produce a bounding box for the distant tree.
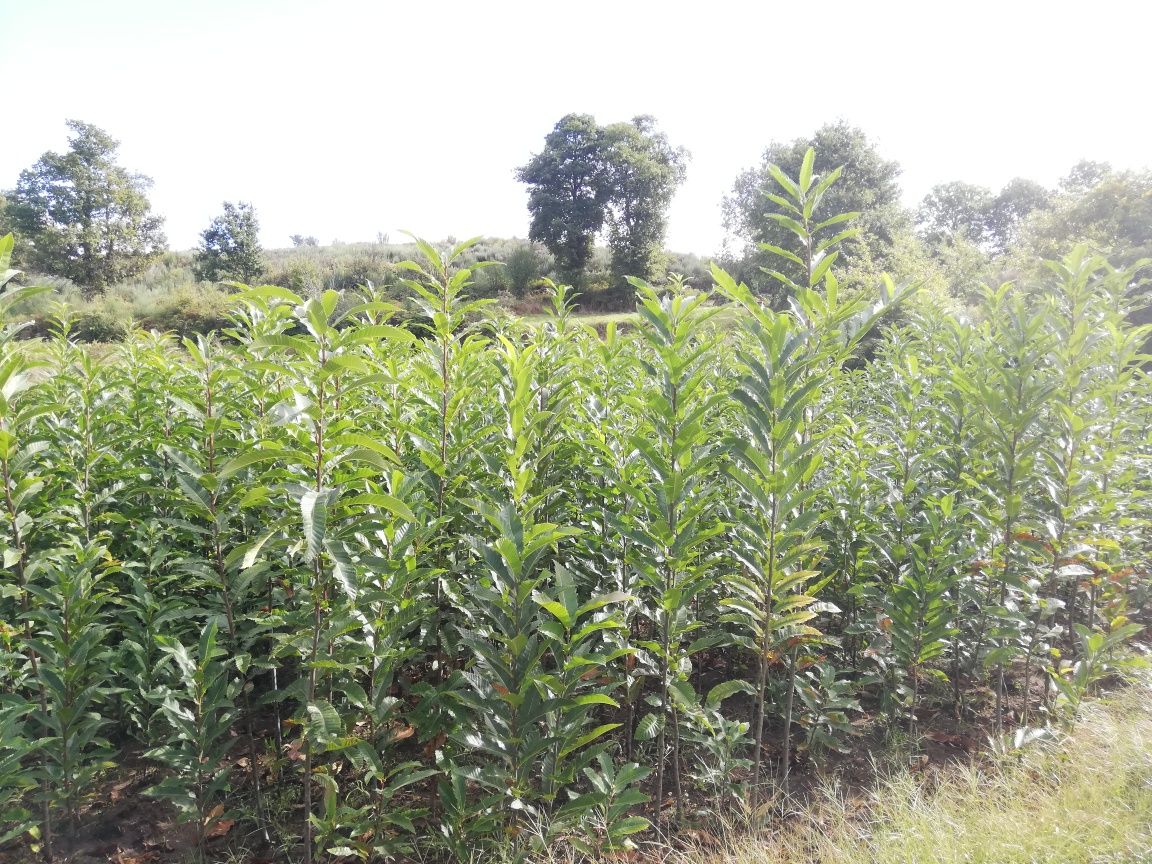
[984,179,1051,253]
[516,114,613,285]
[517,114,686,293]
[918,181,995,245]
[723,122,908,296]
[0,193,9,238]
[290,234,319,247]
[602,116,688,293]
[919,178,1051,255]
[4,120,166,294]
[1060,160,1111,195]
[504,242,549,297]
[1017,166,1152,269]
[196,202,263,283]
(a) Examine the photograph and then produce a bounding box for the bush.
[139,285,233,336]
[70,308,129,343]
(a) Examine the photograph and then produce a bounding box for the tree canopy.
[601,117,688,296]
[1016,163,1152,269]
[195,201,263,283]
[4,120,166,294]
[517,114,686,292]
[723,122,907,297]
[516,114,610,285]
[918,178,1050,253]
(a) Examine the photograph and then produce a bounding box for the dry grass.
[661,679,1152,864]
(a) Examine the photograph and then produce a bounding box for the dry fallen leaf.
[389,724,416,743]
[285,737,306,762]
[206,818,235,839]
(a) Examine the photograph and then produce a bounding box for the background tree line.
[1,116,1149,330]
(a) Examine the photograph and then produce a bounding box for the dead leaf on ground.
[112,852,159,864]
[206,818,235,839]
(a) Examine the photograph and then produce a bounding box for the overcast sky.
[1,0,1148,255]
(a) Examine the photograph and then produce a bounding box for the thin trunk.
[752,494,777,800]
[303,367,327,864]
[781,651,796,797]
[3,454,53,858]
[205,369,269,839]
[303,556,323,864]
[654,608,669,828]
[995,439,1019,740]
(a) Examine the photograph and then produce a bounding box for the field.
[0,213,1149,864]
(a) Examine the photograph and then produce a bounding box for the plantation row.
[0,165,1149,862]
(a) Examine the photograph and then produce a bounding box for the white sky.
[1,0,1148,255]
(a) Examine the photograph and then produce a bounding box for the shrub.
[70,308,129,342]
[139,284,233,335]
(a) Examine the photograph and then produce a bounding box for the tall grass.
[671,677,1152,864]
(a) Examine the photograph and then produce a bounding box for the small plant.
[25,542,118,838]
[146,622,239,862]
[0,696,35,846]
[555,752,651,856]
[1047,622,1143,718]
[794,661,861,756]
[681,681,755,810]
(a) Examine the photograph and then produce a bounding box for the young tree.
[195,201,263,283]
[4,120,166,294]
[723,122,908,297]
[503,241,548,297]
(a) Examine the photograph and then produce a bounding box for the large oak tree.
[5,120,166,294]
[517,114,686,291]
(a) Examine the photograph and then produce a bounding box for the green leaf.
[634,712,662,741]
[301,488,333,562]
[558,723,621,758]
[218,448,283,479]
[705,679,756,708]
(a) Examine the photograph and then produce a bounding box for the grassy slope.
[665,680,1152,864]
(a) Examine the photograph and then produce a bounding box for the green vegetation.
[3,120,166,295]
[195,201,264,284]
[517,114,687,294]
[0,149,1147,862]
[723,122,908,298]
[3,117,1149,338]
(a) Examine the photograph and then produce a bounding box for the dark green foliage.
[517,114,611,284]
[4,121,166,294]
[69,308,129,343]
[602,117,688,299]
[503,242,550,297]
[517,114,686,291]
[195,201,264,283]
